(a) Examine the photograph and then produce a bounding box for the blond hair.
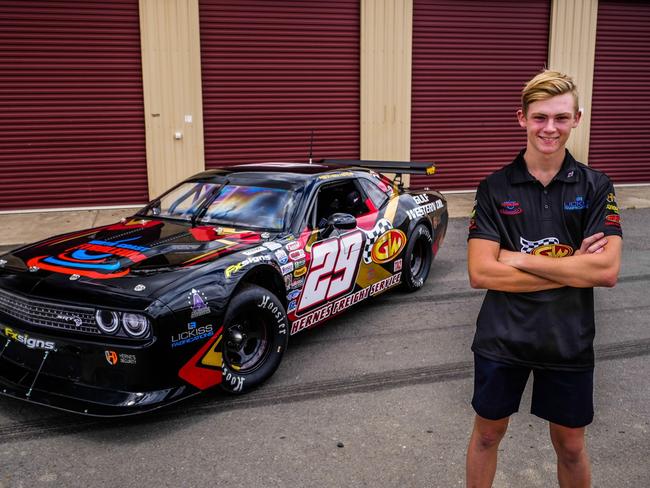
[521,70,579,115]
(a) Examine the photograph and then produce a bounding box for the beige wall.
[139,0,205,198]
[360,0,413,163]
[548,0,599,164]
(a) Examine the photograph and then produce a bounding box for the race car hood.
[0,217,273,302]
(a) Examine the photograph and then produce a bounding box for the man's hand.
[575,232,608,255]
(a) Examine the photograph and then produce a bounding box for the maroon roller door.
[199,0,359,167]
[589,0,650,183]
[0,0,148,211]
[411,0,550,191]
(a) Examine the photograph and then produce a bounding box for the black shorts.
[471,353,594,428]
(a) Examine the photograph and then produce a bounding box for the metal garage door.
[0,0,148,211]
[410,0,550,191]
[199,0,360,167]
[589,0,650,183]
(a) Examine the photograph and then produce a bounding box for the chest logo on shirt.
[499,200,523,215]
[520,237,574,258]
[564,196,589,211]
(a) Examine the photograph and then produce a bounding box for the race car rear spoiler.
[321,159,436,176]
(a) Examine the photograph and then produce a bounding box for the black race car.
[0,160,447,416]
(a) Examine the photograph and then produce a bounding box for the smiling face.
[517,92,581,158]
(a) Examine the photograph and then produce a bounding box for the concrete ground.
[0,185,649,249]
[0,208,648,487]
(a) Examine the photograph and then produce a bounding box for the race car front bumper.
[0,328,198,417]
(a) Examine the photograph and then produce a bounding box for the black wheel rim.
[224,313,270,373]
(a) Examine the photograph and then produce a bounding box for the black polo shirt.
[468,150,622,370]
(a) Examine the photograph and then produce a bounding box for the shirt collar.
[508,149,580,185]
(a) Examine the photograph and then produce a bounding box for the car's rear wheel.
[401,224,433,292]
[220,284,288,394]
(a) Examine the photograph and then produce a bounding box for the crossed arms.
[468,232,622,292]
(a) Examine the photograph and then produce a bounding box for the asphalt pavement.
[0,206,648,487]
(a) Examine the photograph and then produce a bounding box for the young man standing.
[465,70,623,487]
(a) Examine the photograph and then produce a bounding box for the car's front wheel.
[401,224,433,292]
[220,284,288,394]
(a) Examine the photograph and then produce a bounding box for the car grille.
[0,287,100,335]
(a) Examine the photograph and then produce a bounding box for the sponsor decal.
[105,350,118,365]
[371,229,406,263]
[281,263,294,275]
[104,351,136,366]
[520,237,573,257]
[3,327,56,351]
[406,199,444,220]
[188,288,211,318]
[293,259,306,269]
[56,313,83,327]
[171,322,215,348]
[287,290,300,300]
[564,196,589,211]
[69,274,80,281]
[607,192,617,203]
[362,218,393,264]
[274,249,288,264]
[290,277,305,289]
[26,237,150,279]
[293,266,307,278]
[178,326,224,390]
[262,242,283,251]
[413,194,430,205]
[298,230,364,313]
[288,249,305,261]
[134,284,146,292]
[286,241,301,251]
[284,274,293,288]
[318,171,354,180]
[394,258,403,272]
[29,266,39,272]
[605,214,621,226]
[225,255,272,278]
[242,246,266,256]
[498,201,523,215]
[606,204,619,214]
[567,170,574,178]
[287,300,297,313]
[291,273,401,334]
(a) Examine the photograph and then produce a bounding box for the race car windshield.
[140,182,221,221]
[200,184,295,231]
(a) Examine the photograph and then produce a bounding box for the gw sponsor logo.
[3,327,56,351]
[371,229,406,263]
[171,321,215,348]
[520,237,573,258]
[406,199,444,220]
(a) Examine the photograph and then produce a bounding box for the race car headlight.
[122,313,150,338]
[95,310,120,334]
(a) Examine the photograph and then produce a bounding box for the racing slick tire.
[401,224,433,292]
[220,284,288,394]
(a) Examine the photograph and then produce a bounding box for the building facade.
[0,0,648,212]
